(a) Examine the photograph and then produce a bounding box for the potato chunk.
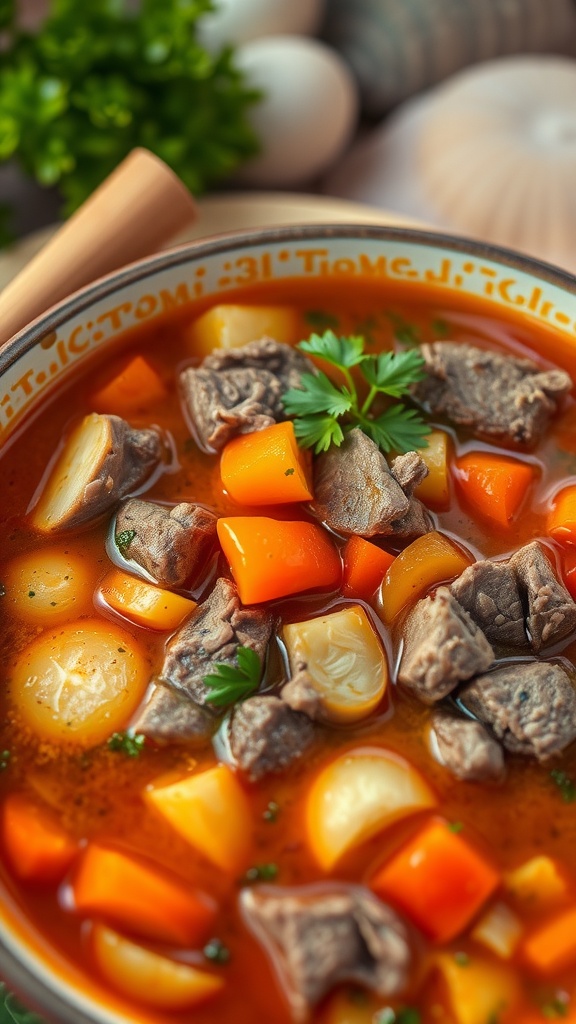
[283,606,388,723]
[11,619,148,745]
[186,304,299,357]
[31,413,162,533]
[2,547,94,624]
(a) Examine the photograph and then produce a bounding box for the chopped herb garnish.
[432,318,449,337]
[115,529,137,557]
[244,863,278,883]
[542,997,569,1019]
[0,984,45,1024]
[375,1009,421,1024]
[305,309,340,331]
[551,769,576,803]
[388,313,422,347]
[282,331,429,455]
[28,591,35,598]
[107,731,145,757]
[448,821,464,833]
[203,646,261,707]
[454,951,470,966]
[203,938,231,965]
[284,468,295,476]
[263,800,280,823]
[0,750,10,771]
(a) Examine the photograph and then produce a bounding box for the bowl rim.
[2,219,576,1024]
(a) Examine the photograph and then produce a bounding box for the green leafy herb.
[448,821,464,833]
[454,951,470,966]
[304,310,340,332]
[0,751,10,771]
[203,938,230,965]
[28,591,35,598]
[388,313,422,347]
[263,800,279,822]
[375,1009,421,1024]
[115,529,136,557]
[284,468,295,476]
[243,863,278,883]
[432,318,449,337]
[550,769,576,803]
[0,984,45,1024]
[203,646,261,707]
[0,0,261,226]
[107,731,145,757]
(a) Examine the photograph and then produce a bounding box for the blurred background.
[2,0,576,270]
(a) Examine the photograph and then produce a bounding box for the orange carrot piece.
[378,531,472,624]
[522,905,576,975]
[72,844,215,945]
[217,516,341,604]
[91,356,166,414]
[342,536,395,603]
[2,793,78,883]
[371,817,500,942]
[454,452,534,529]
[220,422,313,506]
[548,485,576,546]
[99,570,197,631]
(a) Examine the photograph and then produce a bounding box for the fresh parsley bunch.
[0,984,44,1024]
[283,331,430,455]
[0,0,261,228]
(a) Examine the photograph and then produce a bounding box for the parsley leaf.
[203,646,261,707]
[283,371,353,418]
[0,984,45,1024]
[551,769,576,803]
[362,348,427,396]
[299,330,367,369]
[292,414,345,453]
[115,529,136,557]
[107,731,145,757]
[362,406,430,453]
[243,863,279,883]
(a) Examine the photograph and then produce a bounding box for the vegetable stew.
[2,277,576,1024]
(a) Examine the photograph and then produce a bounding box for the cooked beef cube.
[161,577,274,705]
[413,342,570,446]
[180,338,313,451]
[227,695,315,781]
[311,428,426,538]
[130,682,215,746]
[430,708,505,782]
[241,885,411,1021]
[389,451,433,538]
[451,559,526,647]
[459,662,576,761]
[398,587,494,703]
[281,662,324,720]
[115,499,217,588]
[510,541,576,651]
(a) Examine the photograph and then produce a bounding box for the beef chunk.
[281,662,324,720]
[398,587,494,703]
[180,338,312,451]
[430,708,505,782]
[115,499,217,588]
[241,885,411,1021]
[227,695,315,781]
[388,451,433,538]
[312,428,431,538]
[451,559,526,647]
[130,682,214,746]
[413,342,570,446]
[510,541,576,651]
[459,662,576,761]
[161,577,274,705]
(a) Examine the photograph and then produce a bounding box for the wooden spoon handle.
[0,148,197,348]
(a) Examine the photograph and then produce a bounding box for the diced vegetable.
[341,536,395,602]
[217,516,341,604]
[283,605,388,724]
[454,452,534,529]
[99,569,197,631]
[548,484,576,545]
[471,901,523,959]
[187,304,299,356]
[11,619,148,746]
[145,764,252,873]
[91,356,166,415]
[220,421,313,505]
[378,531,473,625]
[504,856,568,911]
[434,952,521,1024]
[92,923,224,1010]
[306,747,437,870]
[371,817,500,942]
[414,429,450,507]
[72,844,215,945]
[522,905,576,974]
[2,793,78,882]
[2,547,94,624]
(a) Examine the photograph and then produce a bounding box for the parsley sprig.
[282,331,429,455]
[203,646,261,707]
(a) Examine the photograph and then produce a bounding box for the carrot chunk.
[378,531,472,624]
[548,485,576,545]
[342,536,395,603]
[99,569,197,631]
[454,452,534,529]
[92,356,166,414]
[370,817,500,942]
[220,422,313,506]
[217,516,341,604]
[72,844,216,945]
[522,905,576,975]
[2,793,78,882]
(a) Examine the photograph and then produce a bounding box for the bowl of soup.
[2,224,576,1024]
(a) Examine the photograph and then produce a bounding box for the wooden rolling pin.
[0,148,197,348]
